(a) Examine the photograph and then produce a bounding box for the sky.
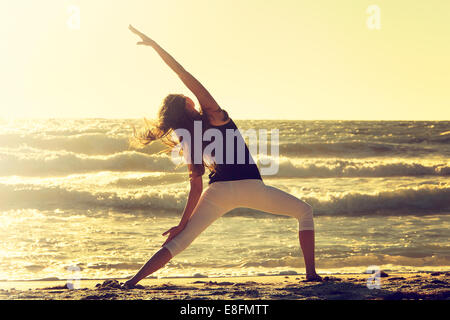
[1,0,449,120]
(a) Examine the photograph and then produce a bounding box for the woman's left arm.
[161,175,203,246]
[129,25,222,117]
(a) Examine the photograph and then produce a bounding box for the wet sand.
[0,272,448,300]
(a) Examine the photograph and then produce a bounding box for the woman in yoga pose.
[125,25,321,288]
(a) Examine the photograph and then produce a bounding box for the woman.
[124,25,321,288]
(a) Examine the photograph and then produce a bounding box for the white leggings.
[163,179,314,258]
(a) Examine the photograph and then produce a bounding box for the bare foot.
[304,273,323,282]
[122,279,139,289]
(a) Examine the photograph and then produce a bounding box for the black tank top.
[207,118,262,184]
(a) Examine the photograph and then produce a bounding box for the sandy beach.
[0,272,448,300]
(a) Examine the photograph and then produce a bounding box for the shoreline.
[1,272,448,300]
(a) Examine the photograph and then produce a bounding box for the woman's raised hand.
[129,24,156,46]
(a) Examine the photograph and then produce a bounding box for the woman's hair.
[129,94,215,173]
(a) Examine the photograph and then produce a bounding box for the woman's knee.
[163,238,183,258]
[297,203,314,231]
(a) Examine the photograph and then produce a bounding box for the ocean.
[0,118,449,281]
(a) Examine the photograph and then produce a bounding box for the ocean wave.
[2,120,450,159]
[0,183,448,216]
[1,147,448,178]
[306,186,450,215]
[277,141,447,158]
[0,133,165,155]
[110,173,185,187]
[0,183,188,212]
[0,149,181,176]
[273,158,450,178]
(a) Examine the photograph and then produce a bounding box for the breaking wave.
[0,149,180,176]
[1,183,448,216]
[273,158,449,178]
[0,148,448,178]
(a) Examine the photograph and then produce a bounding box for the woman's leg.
[125,247,172,287]
[234,179,321,280]
[299,230,320,280]
[125,183,233,287]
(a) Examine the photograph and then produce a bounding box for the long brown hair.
[129,94,216,172]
